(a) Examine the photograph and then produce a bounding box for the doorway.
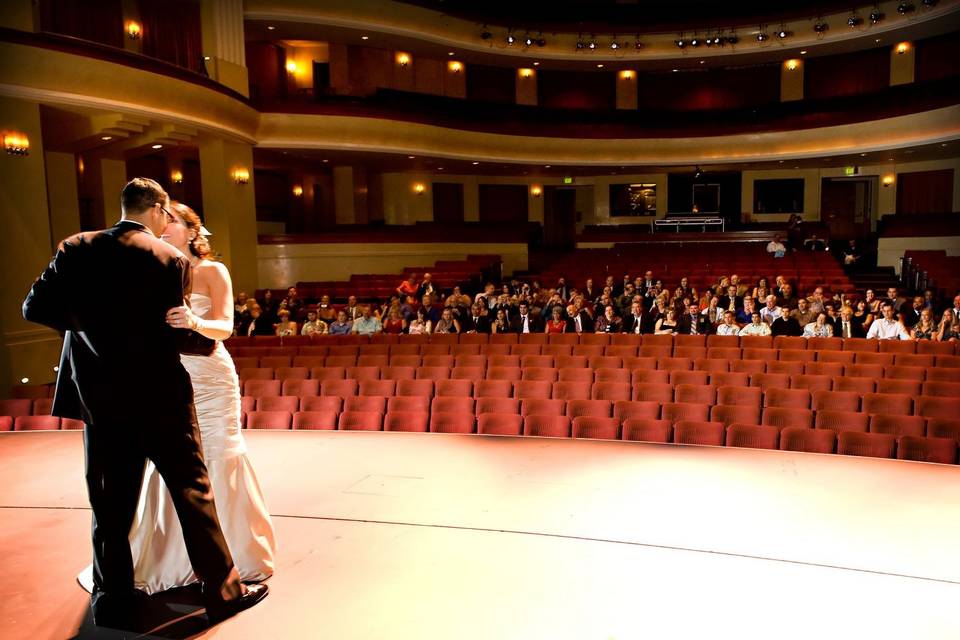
[543,186,585,250]
[820,177,875,239]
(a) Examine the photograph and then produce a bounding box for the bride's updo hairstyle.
[170,201,213,260]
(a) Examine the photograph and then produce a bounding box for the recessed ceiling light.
[888,158,894,161]
[322,159,329,163]
[448,51,454,56]
[361,35,369,40]
[437,167,444,170]
[101,135,112,141]
[800,50,807,55]
[942,143,948,147]
[596,63,604,68]
[151,144,162,149]
[533,61,540,66]
[472,161,479,165]
[779,160,784,163]
[875,38,881,43]
[545,165,551,168]
[267,26,275,30]
[699,60,705,64]
[672,68,679,72]
[408,155,415,159]
[860,153,867,156]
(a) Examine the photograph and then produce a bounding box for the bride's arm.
[166,262,235,340]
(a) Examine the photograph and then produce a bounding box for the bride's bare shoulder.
[196,259,232,285]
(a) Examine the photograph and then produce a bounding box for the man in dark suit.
[566,304,594,334]
[678,303,712,336]
[622,301,654,335]
[22,178,265,627]
[509,301,544,334]
[462,303,491,334]
[834,306,865,339]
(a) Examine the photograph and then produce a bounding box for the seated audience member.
[352,306,382,335]
[701,296,722,325]
[771,313,801,337]
[736,297,757,325]
[912,308,937,340]
[719,286,742,314]
[567,304,594,334]
[752,278,770,301]
[490,308,510,334]
[542,290,566,320]
[400,295,418,321]
[445,286,472,310]
[622,301,651,335]
[791,298,818,328]
[885,287,904,312]
[803,313,834,338]
[434,308,461,334]
[382,308,406,334]
[760,295,783,326]
[555,277,570,302]
[804,234,826,251]
[510,302,544,334]
[328,310,353,336]
[766,235,786,258]
[463,303,491,334]
[715,311,740,336]
[234,292,251,333]
[679,303,711,336]
[418,273,436,299]
[300,309,328,336]
[866,303,911,340]
[852,300,873,332]
[545,306,567,333]
[807,287,826,314]
[779,284,798,311]
[239,302,273,337]
[582,278,596,302]
[653,309,678,335]
[739,312,772,337]
[420,294,441,325]
[284,287,304,322]
[407,308,431,335]
[234,291,249,318]
[730,275,748,298]
[842,240,860,267]
[344,295,362,321]
[258,289,279,324]
[316,294,337,322]
[937,309,959,342]
[397,274,419,298]
[595,305,623,334]
[922,289,937,311]
[864,289,881,315]
[951,294,960,322]
[836,306,865,339]
[899,296,923,329]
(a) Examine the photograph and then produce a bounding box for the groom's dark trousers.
[22,220,242,614]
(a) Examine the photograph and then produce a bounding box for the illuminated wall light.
[396,52,411,67]
[292,185,303,197]
[883,175,896,187]
[896,42,911,54]
[3,132,30,156]
[530,185,542,198]
[286,60,298,74]
[101,135,113,141]
[151,144,163,149]
[448,61,463,73]
[126,21,141,40]
[171,170,183,184]
[20,377,29,384]
[784,59,800,71]
[412,182,426,195]
[619,70,635,80]
[232,168,249,184]
[518,68,534,78]
[77,157,84,174]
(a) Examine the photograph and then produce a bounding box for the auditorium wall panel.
[915,32,960,83]
[538,71,615,110]
[636,65,780,111]
[741,169,822,223]
[805,47,890,100]
[257,242,529,287]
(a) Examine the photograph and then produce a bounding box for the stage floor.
[1,431,958,639]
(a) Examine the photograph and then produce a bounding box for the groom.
[22,178,267,627]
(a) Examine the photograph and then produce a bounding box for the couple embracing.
[23,178,275,628]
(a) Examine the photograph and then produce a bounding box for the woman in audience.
[382,308,406,334]
[853,299,874,330]
[407,308,431,335]
[654,309,678,335]
[328,310,352,335]
[397,274,418,298]
[490,308,510,334]
[753,278,770,301]
[864,289,881,315]
[545,306,567,334]
[433,308,461,334]
[803,312,834,338]
[936,309,959,341]
[912,308,937,340]
[316,294,337,322]
[274,309,297,337]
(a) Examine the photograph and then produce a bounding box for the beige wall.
[44,151,82,244]
[890,44,915,87]
[257,242,528,287]
[515,69,537,106]
[780,59,803,102]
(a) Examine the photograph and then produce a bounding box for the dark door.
[432,182,464,224]
[821,178,872,239]
[544,187,577,250]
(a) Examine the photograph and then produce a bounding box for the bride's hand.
[166,305,198,331]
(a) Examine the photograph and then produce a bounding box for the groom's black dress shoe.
[206,583,269,624]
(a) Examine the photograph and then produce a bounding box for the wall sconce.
[232,168,249,184]
[448,61,463,73]
[170,170,183,184]
[396,52,411,67]
[285,60,298,74]
[292,185,303,197]
[619,70,635,80]
[784,59,800,71]
[530,185,542,198]
[895,42,911,55]
[882,175,895,187]
[3,131,30,156]
[126,21,141,40]
[518,68,534,78]
[413,182,426,195]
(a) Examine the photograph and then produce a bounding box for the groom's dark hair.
[121,177,167,215]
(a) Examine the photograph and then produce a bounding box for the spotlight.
[690,36,700,47]
[576,39,585,50]
[635,40,645,49]
[676,38,686,48]
[610,39,619,50]
[897,2,915,13]
[524,35,534,47]
[506,33,516,45]
[870,9,884,23]
[922,0,939,6]
[587,35,597,49]
[694,165,703,179]
[756,31,768,42]
[727,34,739,45]
[705,35,714,47]
[848,13,863,27]
[777,29,788,39]
[480,25,492,40]
[536,32,546,47]
[813,19,829,34]
[713,35,724,45]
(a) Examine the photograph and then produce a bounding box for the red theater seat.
[750,373,791,391]
[661,402,711,425]
[276,367,310,381]
[632,382,674,403]
[768,361,804,375]
[710,372,750,388]
[388,396,431,413]
[246,411,292,430]
[804,362,844,377]
[356,355,389,368]
[521,398,566,416]
[696,357,731,373]
[631,369,671,385]
[884,365,926,381]
[514,380,553,400]
[621,418,672,442]
[359,380,396,397]
[790,374,833,393]
[557,368,593,383]
[669,370,710,386]
[475,397,520,416]
[862,393,913,416]
[896,436,957,464]
[715,386,761,407]
[432,396,474,415]
[256,396,300,413]
[926,418,960,444]
[780,427,836,454]
[451,367,484,381]
[416,366,451,381]
[674,421,724,446]
[851,354,893,369]
[553,381,592,401]
[762,407,813,429]
[837,431,896,459]
[301,396,342,413]
[917,397,960,419]
[475,380,513,398]
[572,416,620,440]
[396,379,435,397]
[878,340,916,355]
[389,356,422,369]
[523,415,571,438]
[292,411,338,430]
[566,399,613,419]
[674,384,716,405]
[384,411,430,433]
[239,368,274,382]
[613,400,660,422]
[725,424,779,450]
[592,382,632,402]
[282,379,320,397]
[815,410,869,433]
[477,413,524,436]
[338,411,384,431]
[876,379,922,396]
[321,380,359,397]
[710,404,761,427]
[381,366,417,381]
[922,381,960,397]
[917,341,956,355]
[732,360,766,375]
[345,396,387,414]
[521,367,558,382]
[486,366,522,381]
[594,368,631,384]
[13,416,60,431]
[31,398,53,415]
[243,380,282,399]
[833,377,876,395]
[869,414,926,438]
[454,355,485,369]
[764,388,811,409]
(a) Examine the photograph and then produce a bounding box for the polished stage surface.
[1,430,958,639]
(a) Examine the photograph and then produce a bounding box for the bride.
[81,202,276,594]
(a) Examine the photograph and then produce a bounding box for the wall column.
[100,158,127,224]
[615,70,637,110]
[333,166,356,224]
[201,0,249,96]
[198,137,258,293]
[0,97,62,391]
[44,151,82,243]
[890,42,915,86]
[780,59,803,102]
[516,68,537,106]
[0,0,36,30]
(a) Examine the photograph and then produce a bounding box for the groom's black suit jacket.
[22,220,202,427]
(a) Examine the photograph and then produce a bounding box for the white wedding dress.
[80,293,276,594]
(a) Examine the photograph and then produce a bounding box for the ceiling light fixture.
[151,144,162,149]
[694,165,703,179]
[870,4,885,23]
[587,35,597,50]
[897,2,915,13]
[813,17,829,35]
[361,35,369,40]
[848,12,863,27]
[480,25,492,40]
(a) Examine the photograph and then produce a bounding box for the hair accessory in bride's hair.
[199,226,212,236]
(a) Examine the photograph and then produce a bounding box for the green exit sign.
[844,166,858,176]
[563,177,574,184]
